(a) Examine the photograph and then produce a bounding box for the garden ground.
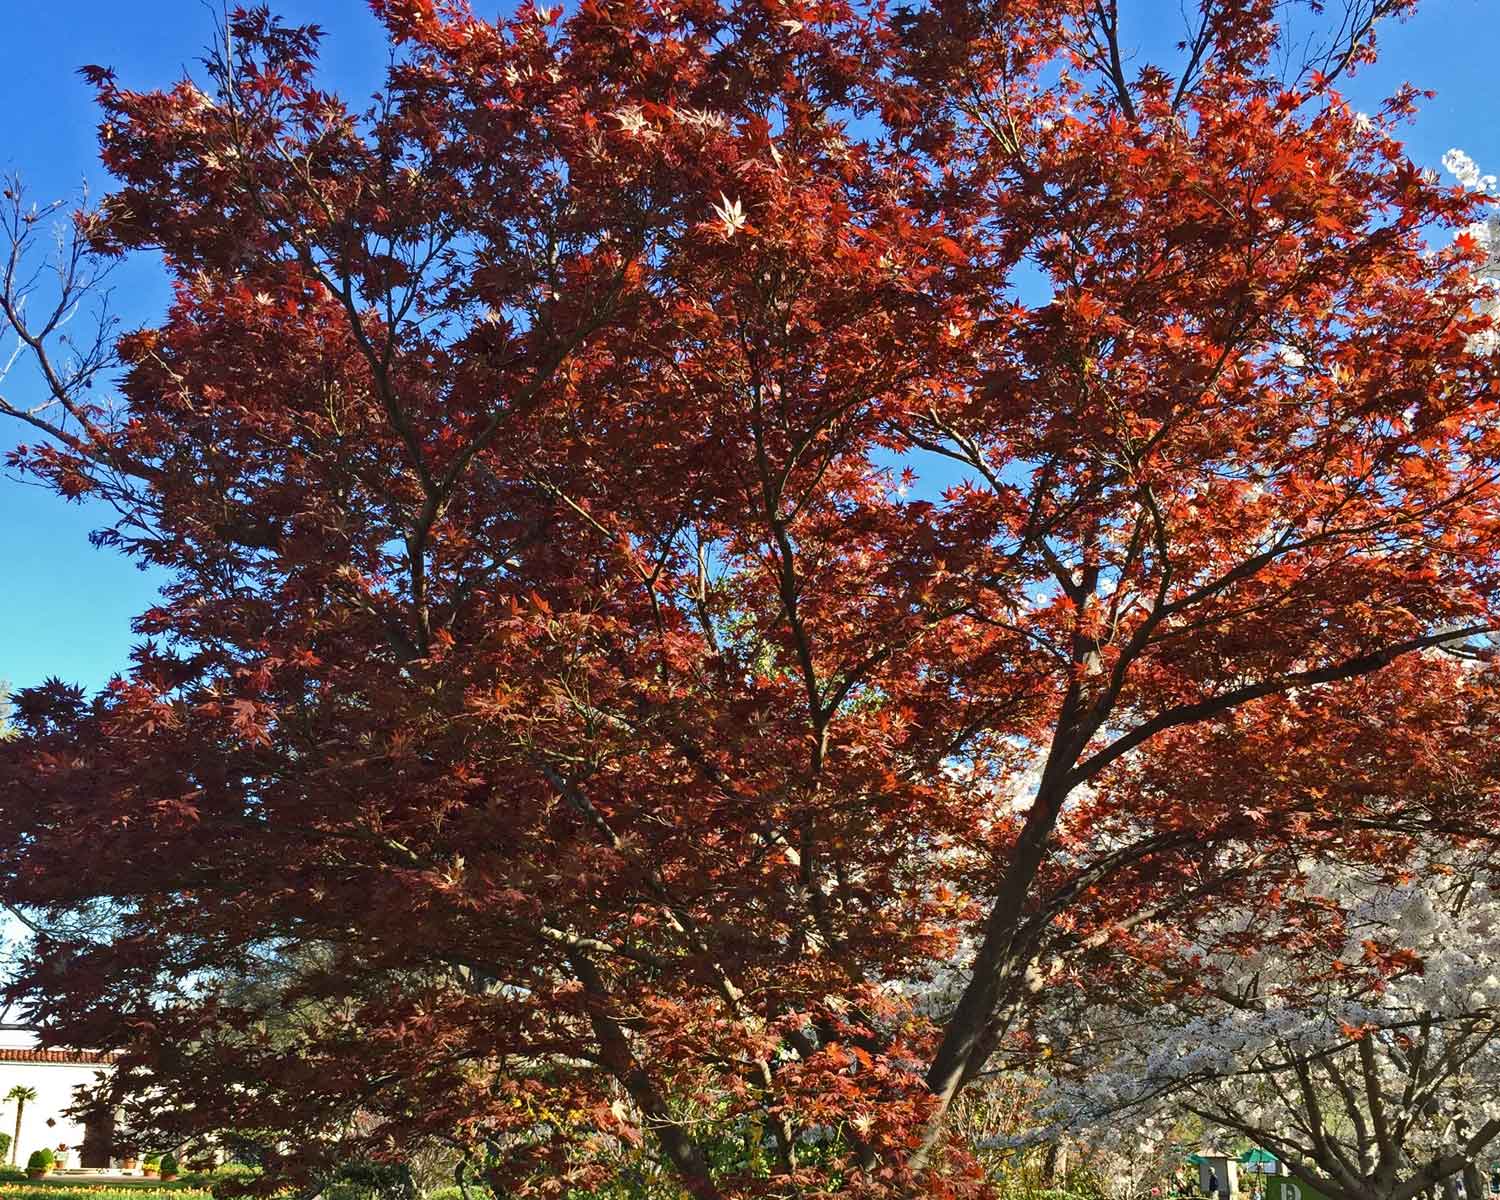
[0,1180,213,1200]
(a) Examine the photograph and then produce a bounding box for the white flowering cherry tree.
[1045,856,1500,1200]
[1445,149,1500,354]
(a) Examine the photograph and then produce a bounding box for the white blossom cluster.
[1445,148,1500,355]
[1039,855,1500,1195]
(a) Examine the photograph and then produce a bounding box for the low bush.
[317,1162,414,1200]
[175,1163,258,1196]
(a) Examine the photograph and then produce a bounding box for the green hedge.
[0,1186,210,1198]
[0,1189,211,1200]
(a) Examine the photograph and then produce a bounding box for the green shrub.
[0,1167,28,1182]
[160,1155,178,1178]
[178,1162,260,1195]
[143,1155,162,1170]
[319,1162,415,1200]
[25,1149,54,1172]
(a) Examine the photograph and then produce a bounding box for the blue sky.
[1,0,1498,697]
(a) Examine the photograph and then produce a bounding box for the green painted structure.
[1265,1175,1332,1200]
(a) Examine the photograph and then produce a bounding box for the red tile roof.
[0,1048,116,1065]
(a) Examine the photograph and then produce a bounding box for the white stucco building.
[0,1038,116,1168]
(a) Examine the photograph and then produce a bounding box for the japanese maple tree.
[4,0,1500,1196]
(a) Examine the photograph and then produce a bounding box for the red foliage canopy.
[4,0,1500,1195]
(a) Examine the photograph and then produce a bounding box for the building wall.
[0,1051,114,1168]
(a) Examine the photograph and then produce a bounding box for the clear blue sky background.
[1,0,1497,697]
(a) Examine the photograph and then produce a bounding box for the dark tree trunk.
[79,1107,115,1169]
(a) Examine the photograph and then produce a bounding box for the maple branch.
[962,847,1276,1107]
[1068,623,1497,788]
[0,186,113,436]
[1290,0,1410,91]
[1170,0,1220,111]
[575,692,875,990]
[917,617,1497,1163]
[904,414,1078,587]
[750,416,828,751]
[1089,0,1138,121]
[562,945,727,1200]
[536,761,801,1170]
[0,178,163,507]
